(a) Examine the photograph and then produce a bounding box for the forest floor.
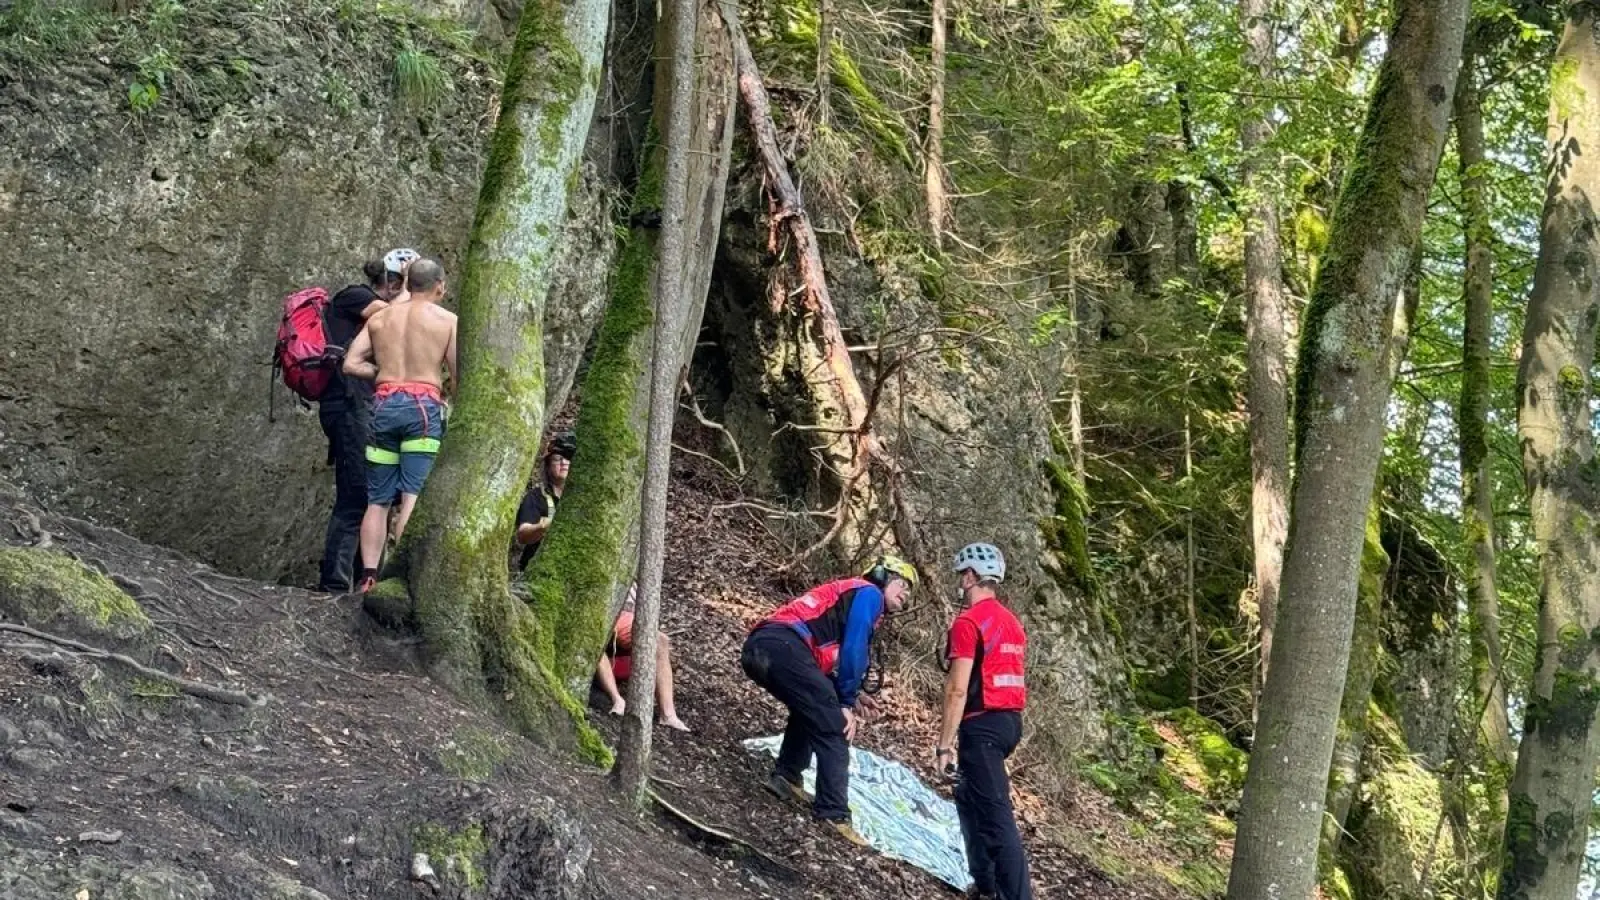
[0,446,1224,899]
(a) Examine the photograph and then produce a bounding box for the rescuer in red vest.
[936,542,1032,900]
[741,556,919,845]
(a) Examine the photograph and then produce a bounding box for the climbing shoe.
[356,570,378,595]
[823,819,871,848]
[763,773,809,807]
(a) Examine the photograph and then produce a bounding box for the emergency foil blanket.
[742,735,972,891]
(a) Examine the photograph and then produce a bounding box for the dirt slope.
[0,455,1204,899]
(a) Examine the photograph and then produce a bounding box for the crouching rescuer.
[937,542,1032,900]
[740,556,918,845]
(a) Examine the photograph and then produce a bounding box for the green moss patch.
[0,546,149,642]
[412,822,487,889]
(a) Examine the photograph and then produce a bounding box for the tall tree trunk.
[815,0,832,127]
[923,0,947,249]
[1225,3,1469,898]
[1499,10,1600,899]
[523,0,737,693]
[612,0,700,803]
[1454,30,1515,885]
[1321,500,1391,861]
[378,0,610,752]
[1321,244,1422,868]
[1239,0,1291,702]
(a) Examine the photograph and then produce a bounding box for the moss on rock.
[0,546,149,642]
[412,822,488,890]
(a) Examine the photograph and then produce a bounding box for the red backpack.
[269,287,337,418]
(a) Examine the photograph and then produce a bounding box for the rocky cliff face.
[0,2,619,581]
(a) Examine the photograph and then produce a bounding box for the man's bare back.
[344,259,458,392]
[366,302,457,388]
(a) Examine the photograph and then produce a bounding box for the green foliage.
[1,0,485,119]
[394,42,452,111]
[0,0,110,65]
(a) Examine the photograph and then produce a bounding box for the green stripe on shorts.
[366,446,401,465]
[400,437,441,454]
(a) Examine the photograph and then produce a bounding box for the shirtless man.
[342,258,458,593]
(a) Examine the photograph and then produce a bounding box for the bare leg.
[656,632,689,731]
[392,493,420,543]
[357,504,390,582]
[596,655,625,715]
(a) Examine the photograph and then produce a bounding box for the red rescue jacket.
[760,577,878,677]
[945,596,1027,717]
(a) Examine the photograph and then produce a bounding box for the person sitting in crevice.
[514,433,574,570]
[593,585,690,732]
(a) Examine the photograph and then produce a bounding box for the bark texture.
[1321,500,1390,864]
[1453,32,1515,883]
[523,0,736,697]
[1239,0,1291,697]
[613,0,702,801]
[389,0,610,756]
[1224,2,1469,897]
[924,0,948,249]
[1499,10,1600,899]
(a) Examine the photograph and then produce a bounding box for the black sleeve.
[516,489,548,527]
[332,285,379,319]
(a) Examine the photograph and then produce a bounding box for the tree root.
[0,621,267,708]
[647,783,798,878]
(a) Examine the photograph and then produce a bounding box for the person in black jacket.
[315,249,414,592]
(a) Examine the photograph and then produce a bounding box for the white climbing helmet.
[383,247,420,273]
[953,542,1006,582]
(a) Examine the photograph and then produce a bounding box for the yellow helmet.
[865,554,918,587]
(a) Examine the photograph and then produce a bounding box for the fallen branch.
[723,5,881,561]
[646,784,798,877]
[0,621,267,708]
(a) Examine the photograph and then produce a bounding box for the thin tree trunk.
[1321,244,1422,869]
[1185,409,1199,709]
[612,0,700,803]
[1239,0,1291,704]
[1498,11,1600,900]
[523,0,737,694]
[1454,31,1516,772]
[815,0,832,127]
[1454,33,1515,890]
[382,0,610,752]
[1225,3,1469,898]
[923,0,947,248]
[1321,500,1390,862]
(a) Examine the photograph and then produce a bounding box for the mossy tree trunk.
[1453,27,1515,888]
[383,0,611,751]
[1498,9,1600,899]
[522,0,737,697]
[612,0,702,803]
[1321,501,1391,866]
[1224,2,1469,898]
[1239,0,1291,705]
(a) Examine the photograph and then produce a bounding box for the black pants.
[740,626,851,822]
[956,710,1031,900]
[318,400,369,591]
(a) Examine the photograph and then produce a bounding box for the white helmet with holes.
[383,247,420,273]
[952,542,1005,582]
